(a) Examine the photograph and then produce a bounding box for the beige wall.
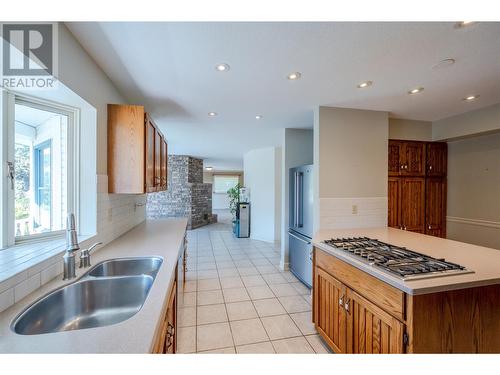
[313,106,388,232]
[446,132,500,250]
[432,103,500,141]
[59,24,128,175]
[389,118,432,141]
[315,107,388,198]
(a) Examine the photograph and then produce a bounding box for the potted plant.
[227,183,241,234]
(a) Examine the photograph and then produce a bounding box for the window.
[213,175,240,194]
[4,95,77,244]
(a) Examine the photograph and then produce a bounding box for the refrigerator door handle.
[294,172,299,228]
[298,172,304,228]
[288,231,311,245]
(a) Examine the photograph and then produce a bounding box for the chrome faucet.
[79,242,102,268]
[63,214,80,280]
[63,214,102,280]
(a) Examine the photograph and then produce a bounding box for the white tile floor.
[177,227,332,354]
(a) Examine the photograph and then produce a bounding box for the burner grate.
[323,237,470,280]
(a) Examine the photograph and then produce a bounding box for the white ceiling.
[66,22,500,170]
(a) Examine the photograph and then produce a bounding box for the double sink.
[11,257,163,336]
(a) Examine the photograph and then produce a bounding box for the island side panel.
[409,284,500,353]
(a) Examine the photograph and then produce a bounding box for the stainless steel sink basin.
[12,275,154,335]
[86,257,163,278]
[11,256,164,335]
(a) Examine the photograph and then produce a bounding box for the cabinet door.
[160,139,168,190]
[388,140,404,176]
[401,177,425,232]
[154,129,162,191]
[145,117,156,193]
[165,281,177,354]
[346,288,404,354]
[426,143,447,177]
[402,142,425,176]
[388,177,401,229]
[314,267,347,353]
[425,177,446,237]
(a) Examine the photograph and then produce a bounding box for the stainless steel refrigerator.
[288,164,313,288]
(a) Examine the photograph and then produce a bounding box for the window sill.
[0,234,96,285]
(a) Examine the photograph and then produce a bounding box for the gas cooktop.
[322,237,473,280]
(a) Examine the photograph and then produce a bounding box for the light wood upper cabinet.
[145,115,156,193]
[161,138,168,190]
[154,127,162,191]
[108,104,168,194]
[108,104,145,194]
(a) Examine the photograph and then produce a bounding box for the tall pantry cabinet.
[388,140,447,238]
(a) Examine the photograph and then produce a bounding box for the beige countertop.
[313,227,500,295]
[0,218,187,353]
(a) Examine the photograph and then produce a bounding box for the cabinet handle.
[428,224,432,230]
[404,225,407,230]
[405,164,408,170]
[344,299,350,313]
[339,295,344,307]
[429,165,433,171]
[400,165,404,170]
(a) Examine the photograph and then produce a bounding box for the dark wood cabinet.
[388,177,401,228]
[425,177,446,237]
[388,140,447,238]
[388,140,426,177]
[426,142,447,177]
[388,141,404,176]
[108,104,168,194]
[401,177,426,232]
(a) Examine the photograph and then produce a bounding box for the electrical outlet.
[352,205,358,215]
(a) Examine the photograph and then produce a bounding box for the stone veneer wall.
[147,155,213,229]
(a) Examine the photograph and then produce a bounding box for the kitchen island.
[312,227,500,353]
[0,218,187,353]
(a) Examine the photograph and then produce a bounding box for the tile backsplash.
[0,175,146,313]
[319,197,388,229]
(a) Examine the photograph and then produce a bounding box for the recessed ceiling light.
[454,21,476,28]
[463,95,480,101]
[408,87,424,95]
[357,81,373,89]
[255,115,263,120]
[287,72,301,80]
[432,58,456,69]
[215,63,230,72]
[208,112,217,117]
[205,166,213,171]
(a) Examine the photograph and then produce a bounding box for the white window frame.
[2,91,80,247]
[213,174,240,194]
